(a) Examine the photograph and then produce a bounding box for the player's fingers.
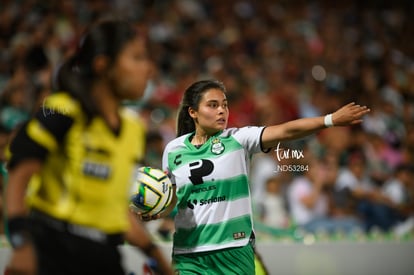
[141,215,152,222]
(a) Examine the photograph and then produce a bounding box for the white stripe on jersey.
[175,197,251,229]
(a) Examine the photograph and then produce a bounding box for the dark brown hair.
[176,80,226,137]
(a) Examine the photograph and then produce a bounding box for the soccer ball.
[130,166,173,216]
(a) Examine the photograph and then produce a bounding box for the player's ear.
[188,107,197,119]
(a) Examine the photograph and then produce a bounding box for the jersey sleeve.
[8,94,76,169]
[227,126,267,154]
[162,142,175,185]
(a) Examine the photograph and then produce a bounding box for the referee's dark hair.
[55,19,137,122]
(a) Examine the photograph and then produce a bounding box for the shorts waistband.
[30,209,124,246]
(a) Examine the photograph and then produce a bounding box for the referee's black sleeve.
[8,108,74,169]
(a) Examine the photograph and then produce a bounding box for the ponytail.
[176,105,195,137]
[54,55,97,121]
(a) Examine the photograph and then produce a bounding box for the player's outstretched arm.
[261,102,370,149]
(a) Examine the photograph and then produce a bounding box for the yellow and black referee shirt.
[8,92,145,234]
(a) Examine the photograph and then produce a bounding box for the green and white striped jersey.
[162,126,266,255]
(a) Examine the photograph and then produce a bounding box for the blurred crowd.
[1,0,414,240]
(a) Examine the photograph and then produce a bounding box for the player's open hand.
[331,102,370,126]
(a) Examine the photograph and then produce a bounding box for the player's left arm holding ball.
[129,171,177,274]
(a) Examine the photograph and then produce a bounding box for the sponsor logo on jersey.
[199,195,226,206]
[187,195,226,209]
[173,154,182,166]
[189,160,214,184]
[191,185,216,194]
[82,161,111,179]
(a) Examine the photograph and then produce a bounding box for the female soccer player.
[160,79,370,274]
[5,19,173,275]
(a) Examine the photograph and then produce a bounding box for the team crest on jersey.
[211,138,225,155]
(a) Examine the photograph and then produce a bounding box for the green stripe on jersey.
[168,134,243,170]
[174,215,252,248]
